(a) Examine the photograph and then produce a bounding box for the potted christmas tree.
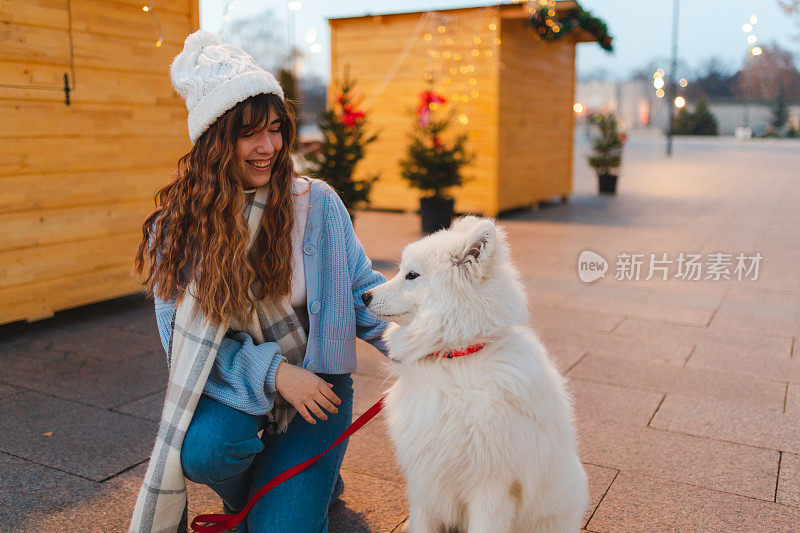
[400,90,473,233]
[587,112,625,195]
[304,77,378,219]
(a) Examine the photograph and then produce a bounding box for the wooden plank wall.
[0,0,197,325]
[329,7,500,215]
[497,14,576,211]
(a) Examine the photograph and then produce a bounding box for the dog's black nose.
[362,291,372,306]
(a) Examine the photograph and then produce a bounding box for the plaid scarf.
[130,185,308,532]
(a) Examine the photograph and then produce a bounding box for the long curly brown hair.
[134,93,299,327]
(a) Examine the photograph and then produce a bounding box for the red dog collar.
[431,343,487,359]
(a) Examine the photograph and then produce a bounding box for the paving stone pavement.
[1,133,798,531]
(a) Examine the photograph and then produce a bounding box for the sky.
[200,0,800,82]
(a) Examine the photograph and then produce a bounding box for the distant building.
[575,80,653,131]
[576,80,800,136]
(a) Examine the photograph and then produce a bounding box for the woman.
[129,31,389,533]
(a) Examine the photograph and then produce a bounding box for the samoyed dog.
[362,216,588,533]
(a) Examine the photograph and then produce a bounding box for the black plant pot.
[598,173,618,195]
[420,196,454,234]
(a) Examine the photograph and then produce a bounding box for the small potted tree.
[304,76,378,220]
[587,112,625,195]
[400,90,473,233]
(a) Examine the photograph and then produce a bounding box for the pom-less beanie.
[170,30,284,144]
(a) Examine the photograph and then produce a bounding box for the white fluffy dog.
[362,216,588,533]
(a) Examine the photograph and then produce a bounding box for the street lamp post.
[287,1,302,76]
[742,15,760,134]
[666,0,680,157]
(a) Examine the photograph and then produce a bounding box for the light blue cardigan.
[154,178,390,415]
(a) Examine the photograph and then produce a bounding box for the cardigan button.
[304,360,316,371]
[303,242,316,255]
[309,300,321,314]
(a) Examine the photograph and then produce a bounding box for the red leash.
[191,394,386,533]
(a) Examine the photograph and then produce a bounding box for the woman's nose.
[255,132,276,154]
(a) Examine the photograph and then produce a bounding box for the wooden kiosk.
[329,1,597,216]
[1,1,198,325]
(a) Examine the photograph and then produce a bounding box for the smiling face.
[235,106,283,189]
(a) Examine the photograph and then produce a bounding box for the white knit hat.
[171,30,284,144]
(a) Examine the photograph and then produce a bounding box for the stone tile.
[529,306,623,335]
[331,469,409,533]
[7,461,222,533]
[543,341,588,374]
[586,472,800,533]
[558,284,719,327]
[582,463,618,528]
[114,390,165,422]
[1,349,168,409]
[353,373,395,418]
[0,452,99,531]
[0,391,157,481]
[650,395,800,453]
[709,288,800,338]
[539,328,694,366]
[570,379,663,426]
[0,382,20,399]
[524,277,578,308]
[687,344,800,383]
[45,325,164,363]
[341,416,404,485]
[787,384,800,414]
[613,317,792,359]
[577,418,779,501]
[0,293,162,363]
[355,339,395,380]
[569,353,786,412]
[778,453,800,508]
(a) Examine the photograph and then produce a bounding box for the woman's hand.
[274,360,341,424]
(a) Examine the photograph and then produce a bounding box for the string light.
[218,0,238,40]
[142,2,164,48]
[422,7,498,126]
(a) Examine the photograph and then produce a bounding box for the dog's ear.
[454,218,496,280]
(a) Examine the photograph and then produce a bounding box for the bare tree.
[224,10,288,73]
[738,42,800,103]
[779,0,800,40]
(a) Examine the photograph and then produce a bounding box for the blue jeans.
[181,373,354,533]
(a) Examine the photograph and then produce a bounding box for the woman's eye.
[405,271,419,280]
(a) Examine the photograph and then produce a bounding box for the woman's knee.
[181,435,264,484]
[181,430,264,485]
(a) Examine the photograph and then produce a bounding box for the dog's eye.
[405,271,420,280]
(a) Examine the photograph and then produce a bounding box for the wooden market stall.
[328,1,599,216]
[1,0,198,325]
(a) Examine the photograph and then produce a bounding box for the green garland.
[527,7,613,52]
